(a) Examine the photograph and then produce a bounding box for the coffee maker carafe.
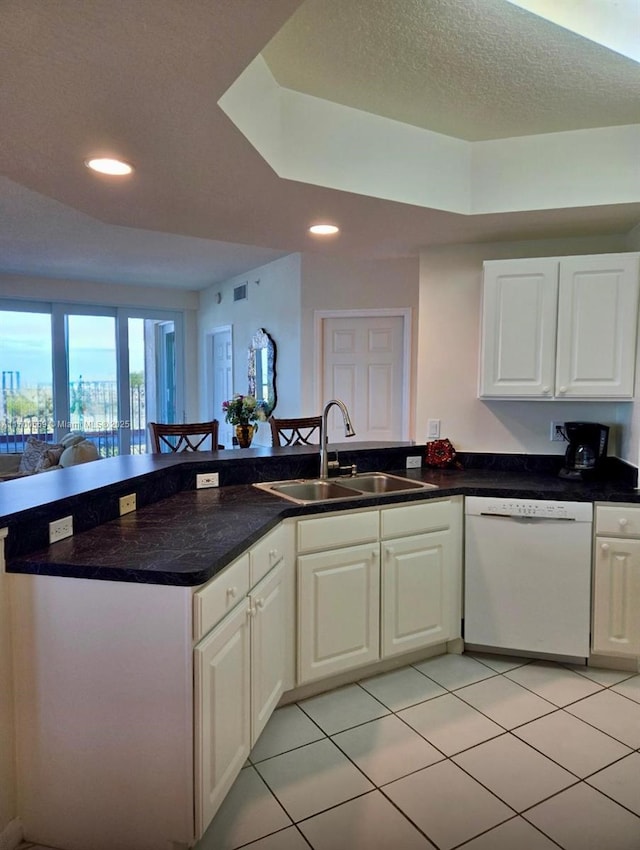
[559,422,609,480]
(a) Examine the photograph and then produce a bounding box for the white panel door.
[194,601,250,838]
[556,254,640,398]
[211,328,233,448]
[322,316,404,442]
[298,543,380,683]
[593,537,640,657]
[381,530,450,657]
[479,259,558,398]
[249,562,286,745]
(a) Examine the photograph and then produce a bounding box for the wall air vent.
[233,283,248,302]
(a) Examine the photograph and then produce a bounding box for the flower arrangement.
[222,394,268,426]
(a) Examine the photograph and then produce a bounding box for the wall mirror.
[248,328,277,415]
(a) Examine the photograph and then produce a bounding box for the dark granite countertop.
[5,449,640,587]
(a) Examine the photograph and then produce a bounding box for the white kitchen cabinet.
[298,542,380,683]
[7,495,462,850]
[297,498,463,684]
[480,258,558,398]
[194,599,250,838]
[381,499,462,658]
[593,505,640,658]
[249,521,296,693]
[480,253,640,400]
[249,561,287,744]
[194,558,287,836]
[194,546,289,838]
[381,530,451,657]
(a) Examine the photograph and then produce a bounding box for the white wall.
[627,223,640,251]
[299,253,420,430]
[197,252,419,442]
[416,234,634,457]
[198,254,302,446]
[0,274,199,311]
[0,530,17,843]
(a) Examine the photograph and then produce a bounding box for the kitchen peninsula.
[2,444,639,850]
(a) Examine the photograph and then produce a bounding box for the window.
[0,301,183,455]
[0,308,53,452]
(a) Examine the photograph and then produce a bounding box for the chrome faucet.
[319,399,356,479]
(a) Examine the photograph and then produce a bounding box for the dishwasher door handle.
[479,512,576,522]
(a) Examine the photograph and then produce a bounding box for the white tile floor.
[196,653,640,850]
[18,653,640,850]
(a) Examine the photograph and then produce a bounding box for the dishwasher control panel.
[465,497,592,522]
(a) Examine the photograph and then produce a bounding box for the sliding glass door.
[0,307,53,452]
[0,301,183,455]
[65,312,118,455]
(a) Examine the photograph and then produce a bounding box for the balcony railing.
[0,383,148,456]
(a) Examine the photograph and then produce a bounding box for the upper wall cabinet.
[479,253,640,400]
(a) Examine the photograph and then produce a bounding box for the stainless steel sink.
[254,472,437,504]
[264,479,362,503]
[347,472,433,494]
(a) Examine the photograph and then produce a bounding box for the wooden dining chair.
[148,420,224,453]
[269,415,322,447]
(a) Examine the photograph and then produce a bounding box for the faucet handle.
[327,450,340,473]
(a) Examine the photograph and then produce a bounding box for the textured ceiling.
[263,0,640,141]
[0,0,638,290]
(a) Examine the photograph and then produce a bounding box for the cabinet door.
[194,601,250,839]
[593,536,640,657]
[298,543,380,684]
[250,524,286,587]
[381,530,451,657]
[556,254,640,399]
[250,561,286,745]
[479,259,558,398]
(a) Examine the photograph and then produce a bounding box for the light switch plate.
[427,419,441,440]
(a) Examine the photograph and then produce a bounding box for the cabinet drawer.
[250,524,286,586]
[297,510,378,554]
[596,505,640,537]
[193,553,250,641]
[381,498,453,539]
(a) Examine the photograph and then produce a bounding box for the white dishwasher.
[464,496,592,660]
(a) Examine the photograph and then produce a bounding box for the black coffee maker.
[559,421,609,480]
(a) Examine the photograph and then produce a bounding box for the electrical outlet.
[119,494,136,515]
[427,419,441,440]
[550,421,565,442]
[406,456,422,469]
[196,472,219,489]
[49,515,73,544]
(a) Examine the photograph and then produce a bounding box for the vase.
[235,424,255,448]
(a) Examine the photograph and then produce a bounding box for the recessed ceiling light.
[85,157,134,176]
[309,223,339,235]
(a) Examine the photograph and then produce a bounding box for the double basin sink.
[254,472,438,505]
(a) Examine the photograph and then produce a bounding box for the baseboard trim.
[0,818,23,850]
[279,641,452,705]
[589,652,639,672]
